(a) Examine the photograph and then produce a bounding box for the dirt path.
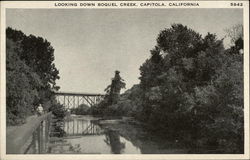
[6,115,38,135]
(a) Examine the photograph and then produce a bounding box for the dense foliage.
[136,24,243,153]
[99,24,244,153]
[6,27,60,125]
[49,103,66,119]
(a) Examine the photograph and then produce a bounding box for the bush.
[49,103,66,119]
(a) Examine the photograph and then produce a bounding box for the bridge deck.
[54,91,105,97]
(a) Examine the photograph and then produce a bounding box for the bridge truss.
[54,92,105,109]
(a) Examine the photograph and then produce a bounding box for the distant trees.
[90,71,126,116]
[6,27,60,125]
[71,104,90,115]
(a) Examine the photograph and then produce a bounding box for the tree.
[6,27,60,106]
[105,70,126,105]
[90,71,126,116]
[6,27,60,125]
[224,24,243,47]
[136,24,243,152]
[139,46,164,89]
[6,38,41,124]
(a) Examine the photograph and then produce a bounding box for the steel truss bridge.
[54,91,105,108]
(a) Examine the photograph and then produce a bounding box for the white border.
[0,1,249,160]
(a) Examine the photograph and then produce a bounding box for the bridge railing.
[6,112,52,154]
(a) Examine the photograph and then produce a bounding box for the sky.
[6,9,243,94]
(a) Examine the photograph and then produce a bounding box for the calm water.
[48,115,189,154]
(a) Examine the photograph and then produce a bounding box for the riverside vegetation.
[90,24,244,153]
[6,24,244,153]
[6,27,64,125]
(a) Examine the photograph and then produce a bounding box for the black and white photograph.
[0,1,249,159]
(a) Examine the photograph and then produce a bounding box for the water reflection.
[48,115,187,154]
[50,115,141,154]
[104,129,125,154]
[64,118,102,136]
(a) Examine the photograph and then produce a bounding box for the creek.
[48,115,191,154]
